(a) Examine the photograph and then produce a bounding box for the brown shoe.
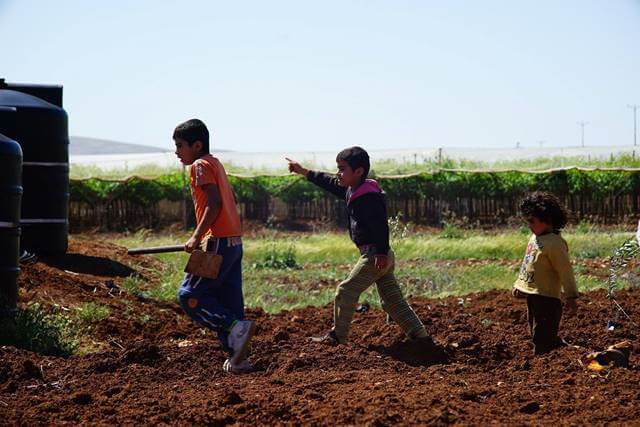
[310,330,341,345]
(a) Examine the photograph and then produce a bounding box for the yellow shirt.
[513,233,579,300]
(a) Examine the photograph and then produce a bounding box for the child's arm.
[548,240,579,316]
[185,183,222,252]
[287,158,347,199]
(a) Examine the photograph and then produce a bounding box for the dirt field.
[1,238,639,425]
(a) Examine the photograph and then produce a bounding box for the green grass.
[75,302,111,325]
[107,227,637,313]
[2,300,117,356]
[5,303,77,356]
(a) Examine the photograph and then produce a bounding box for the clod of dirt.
[458,335,480,348]
[21,360,43,380]
[520,401,541,414]
[368,336,449,367]
[281,354,318,372]
[90,358,121,374]
[103,386,123,397]
[222,391,243,406]
[0,365,11,383]
[431,406,459,424]
[518,359,531,371]
[273,328,290,343]
[304,390,324,401]
[3,380,18,393]
[460,390,481,402]
[121,341,161,366]
[71,392,93,405]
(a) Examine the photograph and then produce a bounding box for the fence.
[68,167,640,231]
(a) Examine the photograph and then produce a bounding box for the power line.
[628,104,639,147]
[577,121,589,147]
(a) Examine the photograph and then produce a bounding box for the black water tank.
[0,88,69,254]
[0,109,22,335]
[0,79,63,108]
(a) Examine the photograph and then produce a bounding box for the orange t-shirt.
[190,154,242,238]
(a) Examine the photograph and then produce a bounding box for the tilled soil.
[1,238,640,425]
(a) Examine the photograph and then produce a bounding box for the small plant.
[255,243,300,269]
[440,222,463,239]
[8,303,77,356]
[75,302,111,325]
[123,276,149,298]
[139,314,153,324]
[607,238,640,297]
[575,219,597,234]
[389,212,411,247]
[149,280,180,302]
[265,214,279,230]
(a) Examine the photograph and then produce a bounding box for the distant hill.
[70,137,169,155]
[70,136,232,155]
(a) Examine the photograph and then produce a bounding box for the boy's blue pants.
[177,237,244,354]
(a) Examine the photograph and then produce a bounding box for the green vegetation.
[608,238,640,296]
[5,301,115,356]
[440,222,464,239]
[69,164,640,213]
[110,227,637,313]
[70,153,640,180]
[253,243,300,269]
[9,303,77,356]
[75,302,111,325]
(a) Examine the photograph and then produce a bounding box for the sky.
[1,0,639,152]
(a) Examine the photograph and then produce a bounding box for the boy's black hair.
[336,146,370,179]
[520,192,569,232]
[173,119,210,155]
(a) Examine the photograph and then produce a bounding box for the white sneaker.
[223,358,254,374]
[228,320,255,365]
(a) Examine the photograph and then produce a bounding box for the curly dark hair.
[519,192,569,232]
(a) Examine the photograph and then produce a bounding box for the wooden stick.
[127,245,185,255]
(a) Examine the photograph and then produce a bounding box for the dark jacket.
[306,171,390,255]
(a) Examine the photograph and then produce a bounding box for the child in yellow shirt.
[513,192,579,355]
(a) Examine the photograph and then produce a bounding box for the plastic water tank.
[0,87,69,254]
[0,109,22,333]
[0,79,63,108]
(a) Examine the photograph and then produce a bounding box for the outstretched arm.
[286,158,346,199]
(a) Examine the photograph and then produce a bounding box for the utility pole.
[628,104,639,146]
[577,121,589,147]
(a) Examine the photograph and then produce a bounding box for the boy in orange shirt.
[173,119,255,373]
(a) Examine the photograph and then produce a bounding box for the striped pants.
[333,250,427,343]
